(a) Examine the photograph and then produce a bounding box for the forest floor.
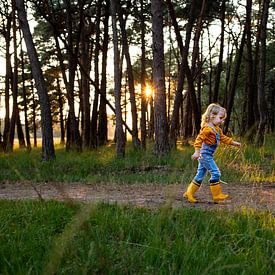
[0,181,274,213]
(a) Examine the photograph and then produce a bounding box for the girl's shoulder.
[203,125,222,134]
[200,125,215,134]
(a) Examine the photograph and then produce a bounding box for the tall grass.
[0,134,274,184]
[0,201,273,274]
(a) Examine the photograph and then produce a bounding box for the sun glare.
[145,85,153,97]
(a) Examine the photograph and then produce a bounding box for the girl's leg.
[202,158,228,201]
[193,161,208,184]
[202,158,221,183]
[184,161,207,203]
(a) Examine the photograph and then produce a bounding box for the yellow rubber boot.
[210,183,229,202]
[183,181,200,203]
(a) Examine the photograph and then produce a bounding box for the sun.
[145,85,153,97]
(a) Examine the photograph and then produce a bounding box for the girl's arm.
[232,141,241,147]
[191,150,200,160]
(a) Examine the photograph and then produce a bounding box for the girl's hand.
[233,141,241,147]
[191,151,200,160]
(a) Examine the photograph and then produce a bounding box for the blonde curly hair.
[201,103,227,128]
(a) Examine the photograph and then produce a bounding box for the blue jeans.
[193,154,221,184]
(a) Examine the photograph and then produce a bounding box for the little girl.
[184,103,241,203]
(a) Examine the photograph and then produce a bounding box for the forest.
[0,1,274,273]
[0,0,274,160]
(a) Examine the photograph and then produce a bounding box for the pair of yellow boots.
[183,181,229,203]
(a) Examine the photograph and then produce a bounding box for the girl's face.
[211,110,225,126]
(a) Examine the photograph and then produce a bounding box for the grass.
[0,200,273,274]
[0,134,274,184]
[0,136,274,274]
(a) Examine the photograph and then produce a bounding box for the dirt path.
[0,181,274,212]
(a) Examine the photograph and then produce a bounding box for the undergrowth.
[0,201,273,274]
[0,134,273,184]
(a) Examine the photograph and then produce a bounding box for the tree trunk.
[244,0,256,137]
[255,0,270,145]
[7,0,19,152]
[20,38,31,150]
[80,15,93,150]
[152,0,170,156]
[98,0,109,146]
[140,0,147,150]
[2,13,12,151]
[64,0,81,151]
[166,0,194,147]
[56,78,65,144]
[224,28,246,133]
[16,0,55,160]
[117,2,140,149]
[207,27,213,104]
[31,80,37,147]
[90,1,103,149]
[213,0,226,102]
[110,0,125,157]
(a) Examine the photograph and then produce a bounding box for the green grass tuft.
[0,201,273,274]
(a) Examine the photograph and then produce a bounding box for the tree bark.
[213,0,226,102]
[56,78,65,144]
[16,0,55,160]
[7,0,20,152]
[117,1,140,149]
[255,0,270,145]
[90,1,102,149]
[98,0,109,146]
[152,0,170,156]
[140,0,147,150]
[224,28,246,133]
[243,0,256,137]
[110,0,125,157]
[64,0,82,151]
[2,12,12,151]
[20,37,31,150]
[166,0,194,146]
[80,14,93,149]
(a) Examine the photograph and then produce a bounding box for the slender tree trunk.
[224,28,246,133]
[31,80,37,147]
[152,0,170,155]
[7,0,19,152]
[90,1,103,148]
[166,0,194,147]
[17,114,25,148]
[213,0,226,102]
[255,0,270,145]
[244,0,256,137]
[56,78,65,144]
[223,36,234,107]
[110,0,125,157]
[207,27,213,104]
[16,0,55,160]
[3,13,12,151]
[20,37,31,150]
[140,0,147,149]
[191,0,206,76]
[64,0,81,151]
[80,18,93,149]
[98,0,109,146]
[117,2,140,149]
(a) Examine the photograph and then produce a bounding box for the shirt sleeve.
[218,128,233,145]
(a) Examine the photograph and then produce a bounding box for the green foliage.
[0,200,79,274]
[0,201,273,274]
[0,135,274,183]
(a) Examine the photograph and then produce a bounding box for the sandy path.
[0,181,274,212]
